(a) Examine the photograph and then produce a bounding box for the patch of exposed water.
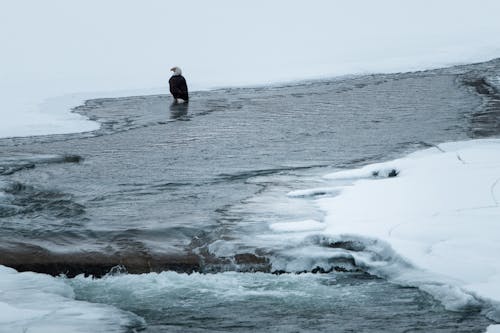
[2,59,500,331]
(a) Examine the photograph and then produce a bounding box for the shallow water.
[69,271,489,333]
[2,59,500,331]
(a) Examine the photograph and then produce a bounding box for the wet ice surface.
[2,59,500,331]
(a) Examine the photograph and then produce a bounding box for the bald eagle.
[169,67,189,103]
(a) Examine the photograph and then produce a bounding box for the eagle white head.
[170,66,182,76]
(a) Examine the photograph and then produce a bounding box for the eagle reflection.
[169,101,189,119]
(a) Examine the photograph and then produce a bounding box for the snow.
[2,0,500,138]
[313,139,500,328]
[0,265,144,333]
[270,219,326,232]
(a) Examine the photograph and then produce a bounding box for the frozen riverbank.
[307,139,500,331]
[0,265,143,332]
[2,0,500,138]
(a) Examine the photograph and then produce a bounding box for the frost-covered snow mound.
[0,265,144,333]
[316,138,500,328]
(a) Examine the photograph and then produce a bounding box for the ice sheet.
[315,139,500,320]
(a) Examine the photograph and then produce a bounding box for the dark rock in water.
[234,252,268,265]
[232,253,270,272]
[333,266,350,272]
[462,77,497,96]
[195,249,271,273]
[0,245,200,278]
[371,169,399,178]
[271,269,287,275]
[328,240,365,252]
[387,169,398,177]
[62,154,83,163]
[310,266,356,273]
[311,266,332,274]
[0,163,35,176]
[106,264,128,276]
[0,153,82,176]
[273,265,358,275]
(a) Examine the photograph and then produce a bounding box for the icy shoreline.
[0,265,144,333]
[3,1,500,139]
[1,53,498,140]
[310,139,500,330]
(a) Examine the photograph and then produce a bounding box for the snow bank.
[2,0,500,138]
[315,139,500,328]
[270,219,326,232]
[0,265,144,333]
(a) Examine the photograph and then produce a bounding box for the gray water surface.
[2,59,500,331]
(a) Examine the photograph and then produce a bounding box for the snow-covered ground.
[308,139,500,331]
[0,265,143,333]
[2,0,500,138]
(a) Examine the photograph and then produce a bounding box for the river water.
[1,59,500,332]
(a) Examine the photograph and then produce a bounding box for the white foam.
[69,270,367,323]
[0,265,144,333]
